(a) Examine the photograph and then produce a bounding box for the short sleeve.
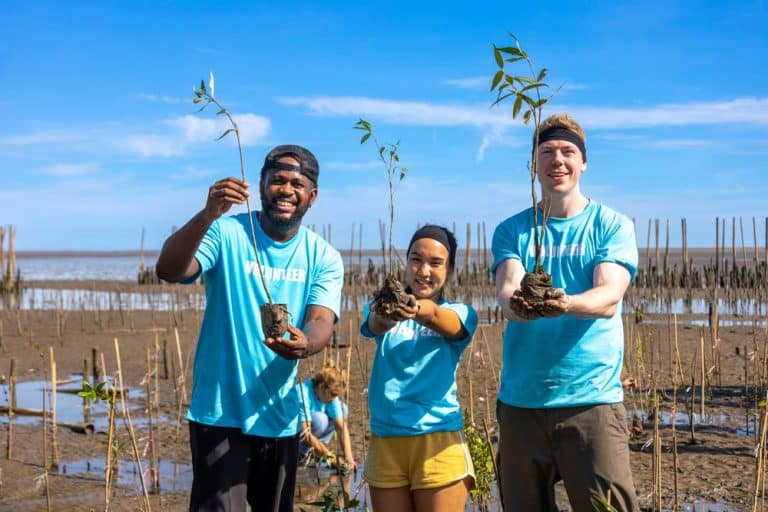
[491,220,521,275]
[307,246,344,322]
[596,212,638,280]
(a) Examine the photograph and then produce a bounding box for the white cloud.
[441,76,489,89]
[477,125,525,161]
[0,130,84,145]
[37,162,99,177]
[0,111,271,160]
[137,93,185,104]
[279,96,504,127]
[117,134,185,158]
[282,95,768,129]
[163,113,270,146]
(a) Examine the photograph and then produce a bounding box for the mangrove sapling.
[489,34,561,313]
[463,412,494,508]
[193,73,289,339]
[79,378,119,509]
[353,119,411,314]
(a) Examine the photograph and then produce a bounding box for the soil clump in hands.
[371,274,412,316]
[261,303,290,339]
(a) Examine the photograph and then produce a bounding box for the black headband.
[536,127,587,161]
[407,225,457,269]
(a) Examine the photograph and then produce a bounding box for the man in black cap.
[156,144,344,512]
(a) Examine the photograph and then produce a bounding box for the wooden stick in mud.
[482,221,488,271]
[49,346,60,470]
[753,216,759,265]
[146,347,160,494]
[42,389,52,511]
[83,358,91,425]
[105,378,117,511]
[345,319,353,407]
[465,222,471,277]
[715,217,721,285]
[479,327,499,387]
[174,327,188,404]
[162,337,169,380]
[645,219,652,273]
[0,226,5,276]
[92,347,100,382]
[753,391,768,512]
[114,337,152,511]
[6,358,15,460]
[663,218,669,278]
[700,331,706,421]
[651,392,661,511]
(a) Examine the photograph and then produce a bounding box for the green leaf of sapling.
[360,133,371,144]
[512,95,523,119]
[493,46,503,68]
[216,128,234,141]
[491,70,504,91]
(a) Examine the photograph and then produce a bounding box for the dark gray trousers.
[496,401,639,512]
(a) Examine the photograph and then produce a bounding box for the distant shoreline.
[12,247,750,259]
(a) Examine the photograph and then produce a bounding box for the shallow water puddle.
[631,408,757,435]
[0,374,146,431]
[59,457,193,495]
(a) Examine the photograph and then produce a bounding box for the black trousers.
[188,421,299,512]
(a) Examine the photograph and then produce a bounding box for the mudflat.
[0,281,763,511]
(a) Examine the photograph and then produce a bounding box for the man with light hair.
[492,113,639,511]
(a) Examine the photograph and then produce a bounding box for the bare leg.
[370,485,413,512]
[412,477,470,512]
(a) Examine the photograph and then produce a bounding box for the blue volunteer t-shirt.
[491,201,638,408]
[294,378,343,425]
[361,299,478,437]
[184,211,343,437]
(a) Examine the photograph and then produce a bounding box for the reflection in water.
[59,458,192,495]
[0,375,147,431]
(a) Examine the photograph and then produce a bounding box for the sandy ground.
[0,281,765,511]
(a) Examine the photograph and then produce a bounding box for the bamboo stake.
[479,327,499,387]
[174,327,187,403]
[753,391,768,512]
[83,359,91,425]
[49,346,60,470]
[700,330,706,421]
[114,337,152,511]
[6,358,15,460]
[146,347,159,494]
[465,222,472,277]
[42,389,52,512]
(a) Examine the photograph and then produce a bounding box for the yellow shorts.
[364,430,475,490]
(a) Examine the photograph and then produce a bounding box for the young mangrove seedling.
[193,73,289,338]
[353,118,411,315]
[490,33,561,314]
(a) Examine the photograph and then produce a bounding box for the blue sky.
[2,1,767,251]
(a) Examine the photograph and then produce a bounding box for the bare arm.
[155,177,249,283]
[402,298,467,339]
[265,305,336,360]
[547,262,631,319]
[300,421,334,457]
[333,417,356,470]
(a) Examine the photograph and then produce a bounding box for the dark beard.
[260,196,309,232]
